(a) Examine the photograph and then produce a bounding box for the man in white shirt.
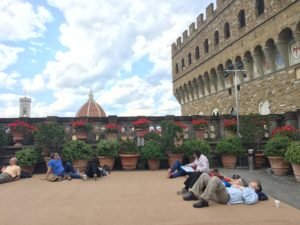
[168,151,209,179]
[0,157,21,184]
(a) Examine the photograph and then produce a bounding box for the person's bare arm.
[1,167,6,173]
[45,167,52,180]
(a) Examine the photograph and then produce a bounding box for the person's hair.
[194,150,202,158]
[210,168,219,173]
[255,180,262,192]
[10,157,17,163]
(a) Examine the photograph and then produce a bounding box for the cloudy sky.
[0,0,214,118]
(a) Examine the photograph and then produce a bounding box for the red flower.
[271,125,299,139]
[175,121,188,129]
[132,118,150,128]
[72,120,91,130]
[192,119,209,129]
[105,123,120,132]
[224,118,237,132]
[8,120,37,133]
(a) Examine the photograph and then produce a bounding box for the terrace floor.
[1,171,300,225]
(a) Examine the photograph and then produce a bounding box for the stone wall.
[171,0,300,116]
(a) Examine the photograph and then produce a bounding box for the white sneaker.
[82,174,87,181]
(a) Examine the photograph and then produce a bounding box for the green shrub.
[181,139,211,157]
[120,139,138,154]
[216,137,244,155]
[141,141,165,160]
[62,140,93,161]
[285,142,300,164]
[34,122,65,153]
[16,147,41,166]
[160,120,183,153]
[264,135,290,158]
[97,140,119,158]
[0,126,8,148]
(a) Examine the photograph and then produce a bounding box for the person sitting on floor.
[85,161,110,181]
[0,157,21,184]
[45,153,87,181]
[177,168,229,195]
[168,150,209,179]
[183,173,261,208]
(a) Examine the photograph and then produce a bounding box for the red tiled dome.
[76,91,106,118]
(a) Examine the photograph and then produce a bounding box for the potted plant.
[141,140,164,170]
[223,118,237,137]
[15,147,41,176]
[34,122,65,162]
[105,123,120,140]
[132,118,150,137]
[96,139,119,170]
[160,120,184,167]
[62,140,94,172]
[285,142,300,182]
[192,119,209,140]
[182,139,211,162]
[8,120,37,146]
[240,114,268,169]
[119,138,139,170]
[216,137,244,169]
[72,119,92,141]
[264,135,290,176]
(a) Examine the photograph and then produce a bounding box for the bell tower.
[19,91,31,117]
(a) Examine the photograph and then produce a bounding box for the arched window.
[224,23,230,39]
[204,39,209,53]
[212,108,220,116]
[199,112,204,116]
[188,53,192,65]
[214,31,219,46]
[175,63,179,74]
[259,100,270,115]
[195,47,200,60]
[181,58,185,69]
[238,10,246,28]
[256,0,265,16]
[229,107,236,115]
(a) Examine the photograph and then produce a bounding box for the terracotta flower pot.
[72,160,88,173]
[21,165,36,176]
[255,153,266,169]
[135,129,148,138]
[194,129,205,140]
[268,157,290,176]
[12,130,25,147]
[168,153,184,168]
[119,154,140,171]
[291,164,300,182]
[221,154,237,169]
[98,157,115,170]
[76,130,88,141]
[147,159,160,170]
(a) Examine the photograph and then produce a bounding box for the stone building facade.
[171,0,300,116]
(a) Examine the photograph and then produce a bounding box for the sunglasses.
[232,174,241,179]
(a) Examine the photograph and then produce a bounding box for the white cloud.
[0,0,53,41]
[21,74,45,92]
[0,44,24,70]
[0,71,20,89]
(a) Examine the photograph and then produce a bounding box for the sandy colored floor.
[1,171,300,225]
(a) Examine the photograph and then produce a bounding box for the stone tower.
[19,96,31,118]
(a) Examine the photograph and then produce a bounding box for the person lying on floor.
[45,153,87,181]
[183,173,261,208]
[168,150,209,179]
[0,157,21,184]
[85,162,110,181]
[177,168,230,195]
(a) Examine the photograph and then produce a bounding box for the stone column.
[210,79,217,94]
[242,58,254,80]
[188,84,194,101]
[216,70,225,91]
[263,47,276,73]
[252,52,265,77]
[174,92,181,105]
[284,111,298,129]
[276,41,290,67]
[192,82,199,100]
[203,78,210,96]
[179,90,185,104]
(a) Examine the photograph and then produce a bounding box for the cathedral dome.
[76,91,106,118]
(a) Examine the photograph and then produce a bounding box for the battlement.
[172,0,232,55]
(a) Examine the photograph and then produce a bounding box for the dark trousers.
[184,172,203,190]
[170,160,187,178]
[58,162,81,179]
[85,162,101,178]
